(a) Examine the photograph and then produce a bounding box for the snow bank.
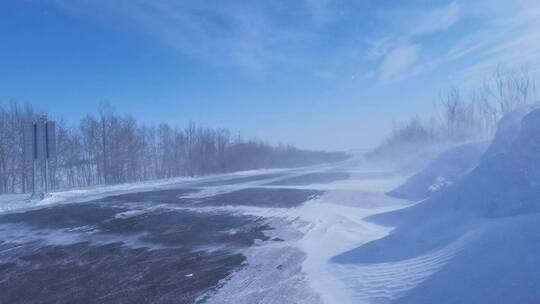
[371,107,540,225]
[394,214,540,304]
[482,104,537,159]
[333,107,540,303]
[388,141,488,201]
[389,105,538,203]
[431,106,540,218]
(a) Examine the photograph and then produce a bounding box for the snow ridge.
[331,231,476,303]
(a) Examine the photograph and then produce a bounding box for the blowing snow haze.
[2,1,540,304]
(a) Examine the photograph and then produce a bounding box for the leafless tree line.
[0,103,348,194]
[369,66,539,159]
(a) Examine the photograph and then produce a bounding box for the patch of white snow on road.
[294,189,405,304]
[202,166,411,304]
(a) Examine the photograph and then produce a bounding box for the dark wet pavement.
[0,175,322,304]
[266,172,350,186]
[189,173,286,187]
[200,188,322,208]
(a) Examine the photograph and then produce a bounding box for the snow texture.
[203,162,407,304]
[482,104,537,159]
[388,141,488,201]
[342,107,540,303]
[4,107,540,304]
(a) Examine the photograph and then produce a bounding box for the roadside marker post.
[23,115,57,199]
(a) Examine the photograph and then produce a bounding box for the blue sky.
[1,0,540,150]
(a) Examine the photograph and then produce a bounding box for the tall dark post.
[46,121,56,190]
[23,116,56,199]
[35,116,47,197]
[23,123,35,195]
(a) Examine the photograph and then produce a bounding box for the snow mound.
[383,106,540,220]
[388,142,488,201]
[332,107,540,303]
[482,104,537,159]
[387,104,538,203]
[392,213,540,304]
[330,231,474,303]
[444,107,540,218]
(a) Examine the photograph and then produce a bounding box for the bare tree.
[481,65,535,116]
[369,65,539,161]
[0,101,348,194]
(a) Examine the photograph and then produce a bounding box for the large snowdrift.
[332,107,540,303]
[389,105,538,203]
[388,141,488,201]
[482,105,537,159]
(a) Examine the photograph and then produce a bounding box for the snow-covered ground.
[389,141,488,201]
[335,106,540,304]
[202,106,540,303]
[4,103,540,304]
[0,158,461,303]
[201,163,408,304]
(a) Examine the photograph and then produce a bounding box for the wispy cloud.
[54,0,322,73]
[379,44,421,83]
[53,0,540,85]
[367,2,462,83]
[409,2,461,36]
[453,0,540,83]
[366,0,540,85]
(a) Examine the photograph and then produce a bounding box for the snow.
[330,231,476,303]
[482,104,537,159]
[388,141,488,201]
[5,161,406,303]
[339,107,540,303]
[387,105,538,202]
[207,106,540,303]
[393,214,540,304]
[0,222,162,250]
[0,167,291,215]
[297,196,403,304]
[114,209,149,219]
[416,106,540,218]
[4,106,540,304]
[203,162,408,304]
[0,194,31,214]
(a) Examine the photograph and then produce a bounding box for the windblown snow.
[2,106,540,304]
[205,105,540,303]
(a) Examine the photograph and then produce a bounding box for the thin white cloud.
[379,44,421,83]
[54,1,317,73]
[410,2,461,36]
[366,2,461,59]
[366,0,540,86]
[53,0,540,86]
[451,0,540,83]
[367,2,461,83]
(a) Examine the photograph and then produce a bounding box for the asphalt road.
[0,170,349,304]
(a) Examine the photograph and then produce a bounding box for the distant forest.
[0,102,349,194]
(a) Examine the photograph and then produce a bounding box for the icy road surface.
[0,160,416,303]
